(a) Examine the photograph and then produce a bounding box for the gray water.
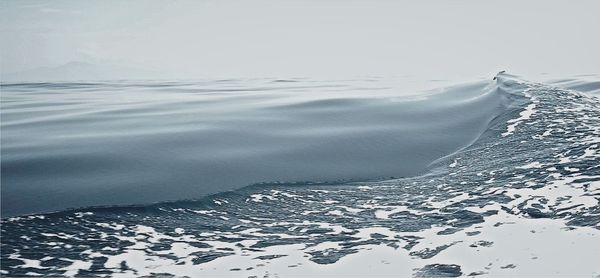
[1,73,599,277]
[2,78,511,216]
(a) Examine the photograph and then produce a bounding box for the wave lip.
[3,76,517,216]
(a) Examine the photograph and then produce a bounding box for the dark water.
[1,73,599,277]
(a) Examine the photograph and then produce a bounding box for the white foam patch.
[516,161,543,169]
[502,90,538,137]
[248,194,276,203]
[106,210,599,278]
[60,259,93,276]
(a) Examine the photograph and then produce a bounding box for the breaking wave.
[1,73,599,277]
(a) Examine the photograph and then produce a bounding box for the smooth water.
[2,78,510,216]
[1,73,599,277]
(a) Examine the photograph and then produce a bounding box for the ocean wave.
[1,73,599,277]
[3,76,515,216]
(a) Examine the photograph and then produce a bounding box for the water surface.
[2,78,510,216]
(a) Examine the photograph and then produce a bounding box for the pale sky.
[1,0,599,80]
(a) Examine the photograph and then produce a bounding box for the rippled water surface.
[1,73,599,277]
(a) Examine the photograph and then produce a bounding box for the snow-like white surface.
[502,90,538,137]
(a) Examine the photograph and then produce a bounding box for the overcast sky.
[1,0,599,80]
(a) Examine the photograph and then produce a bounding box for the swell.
[2,73,599,277]
[1,75,522,216]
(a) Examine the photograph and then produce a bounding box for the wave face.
[2,78,513,216]
[1,73,600,277]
